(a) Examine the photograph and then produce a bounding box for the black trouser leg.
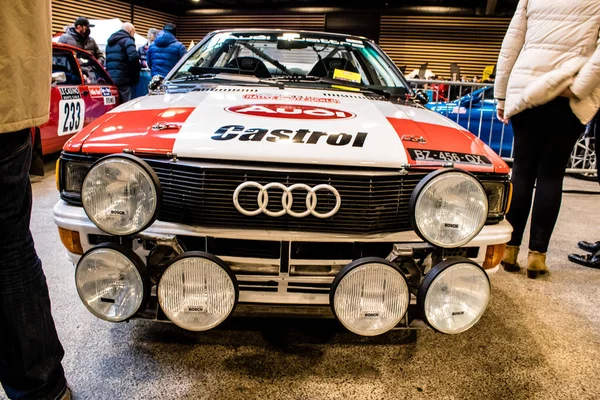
[529,121,582,252]
[506,111,540,247]
[507,98,584,252]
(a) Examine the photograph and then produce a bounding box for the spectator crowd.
[58,17,188,102]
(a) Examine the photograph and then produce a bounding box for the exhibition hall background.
[51,0,511,77]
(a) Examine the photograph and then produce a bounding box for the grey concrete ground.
[2,161,600,400]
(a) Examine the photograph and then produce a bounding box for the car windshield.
[169,31,408,94]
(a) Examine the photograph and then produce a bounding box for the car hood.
[65,86,508,173]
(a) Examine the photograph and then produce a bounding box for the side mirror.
[413,89,429,105]
[51,72,67,85]
[148,75,165,94]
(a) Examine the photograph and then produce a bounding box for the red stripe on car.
[65,108,195,155]
[386,117,509,174]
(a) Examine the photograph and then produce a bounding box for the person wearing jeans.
[0,131,68,400]
[0,1,69,399]
[494,0,600,279]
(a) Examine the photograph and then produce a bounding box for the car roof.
[52,41,86,52]
[208,28,371,42]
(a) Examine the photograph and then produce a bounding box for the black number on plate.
[63,101,82,133]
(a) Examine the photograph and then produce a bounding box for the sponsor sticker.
[242,94,340,103]
[90,86,113,98]
[333,68,362,84]
[211,125,368,147]
[103,96,116,105]
[451,106,467,114]
[226,104,356,120]
[58,87,81,100]
[100,86,112,97]
[89,87,103,98]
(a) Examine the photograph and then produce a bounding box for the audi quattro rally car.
[54,30,513,337]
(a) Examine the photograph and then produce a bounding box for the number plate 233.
[58,99,86,136]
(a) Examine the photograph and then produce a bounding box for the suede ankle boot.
[526,250,549,279]
[501,245,521,272]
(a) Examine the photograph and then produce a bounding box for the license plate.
[103,96,116,105]
[407,149,491,165]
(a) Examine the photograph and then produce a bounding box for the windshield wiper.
[168,73,217,83]
[168,73,284,88]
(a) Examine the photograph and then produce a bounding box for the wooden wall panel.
[178,14,325,47]
[133,5,178,39]
[380,16,510,78]
[51,0,131,35]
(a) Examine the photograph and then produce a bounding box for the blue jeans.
[0,130,67,400]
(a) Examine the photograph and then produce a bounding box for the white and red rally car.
[54,30,512,337]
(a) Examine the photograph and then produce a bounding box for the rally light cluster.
[70,155,493,335]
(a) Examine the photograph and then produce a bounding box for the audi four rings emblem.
[233,182,341,218]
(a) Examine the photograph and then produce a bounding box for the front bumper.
[54,200,511,311]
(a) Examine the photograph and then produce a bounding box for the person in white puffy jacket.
[495,0,600,279]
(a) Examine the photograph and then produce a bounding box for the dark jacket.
[138,43,149,68]
[105,29,141,87]
[58,27,104,64]
[146,31,186,77]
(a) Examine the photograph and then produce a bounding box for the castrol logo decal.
[225,104,356,119]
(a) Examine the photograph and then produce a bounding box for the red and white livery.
[55,30,512,337]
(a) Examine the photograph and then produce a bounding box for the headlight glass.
[332,259,409,336]
[76,245,148,322]
[420,260,490,334]
[158,253,237,331]
[482,182,506,216]
[412,170,488,248]
[82,156,160,236]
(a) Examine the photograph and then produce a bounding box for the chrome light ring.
[81,154,162,236]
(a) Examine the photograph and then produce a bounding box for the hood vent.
[323,92,366,99]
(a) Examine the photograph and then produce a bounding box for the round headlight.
[75,243,149,322]
[82,155,161,236]
[410,169,488,248]
[330,257,410,336]
[418,258,490,334]
[158,252,238,331]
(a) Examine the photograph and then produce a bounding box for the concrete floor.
[2,161,600,400]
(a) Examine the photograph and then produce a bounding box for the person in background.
[147,23,187,78]
[568,110,600,268]
[496,0,600,279]
[106,22,141,102]
[58,17,104,65]
[139,28,159,69]
[0,2,70,399]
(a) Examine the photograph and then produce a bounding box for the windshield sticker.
[274,36,365,48]
[333,69,362,84]
[58,87,81,100]
[242,94,340,103]
[212,125,368,147]
[225,104,356,120]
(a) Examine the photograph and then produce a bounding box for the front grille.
[145,159,427,234]
[60,153,507,235]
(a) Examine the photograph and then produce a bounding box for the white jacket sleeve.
[494,0,529,109]
[571,32,600,100]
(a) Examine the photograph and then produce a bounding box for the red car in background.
[33,43,119,165]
